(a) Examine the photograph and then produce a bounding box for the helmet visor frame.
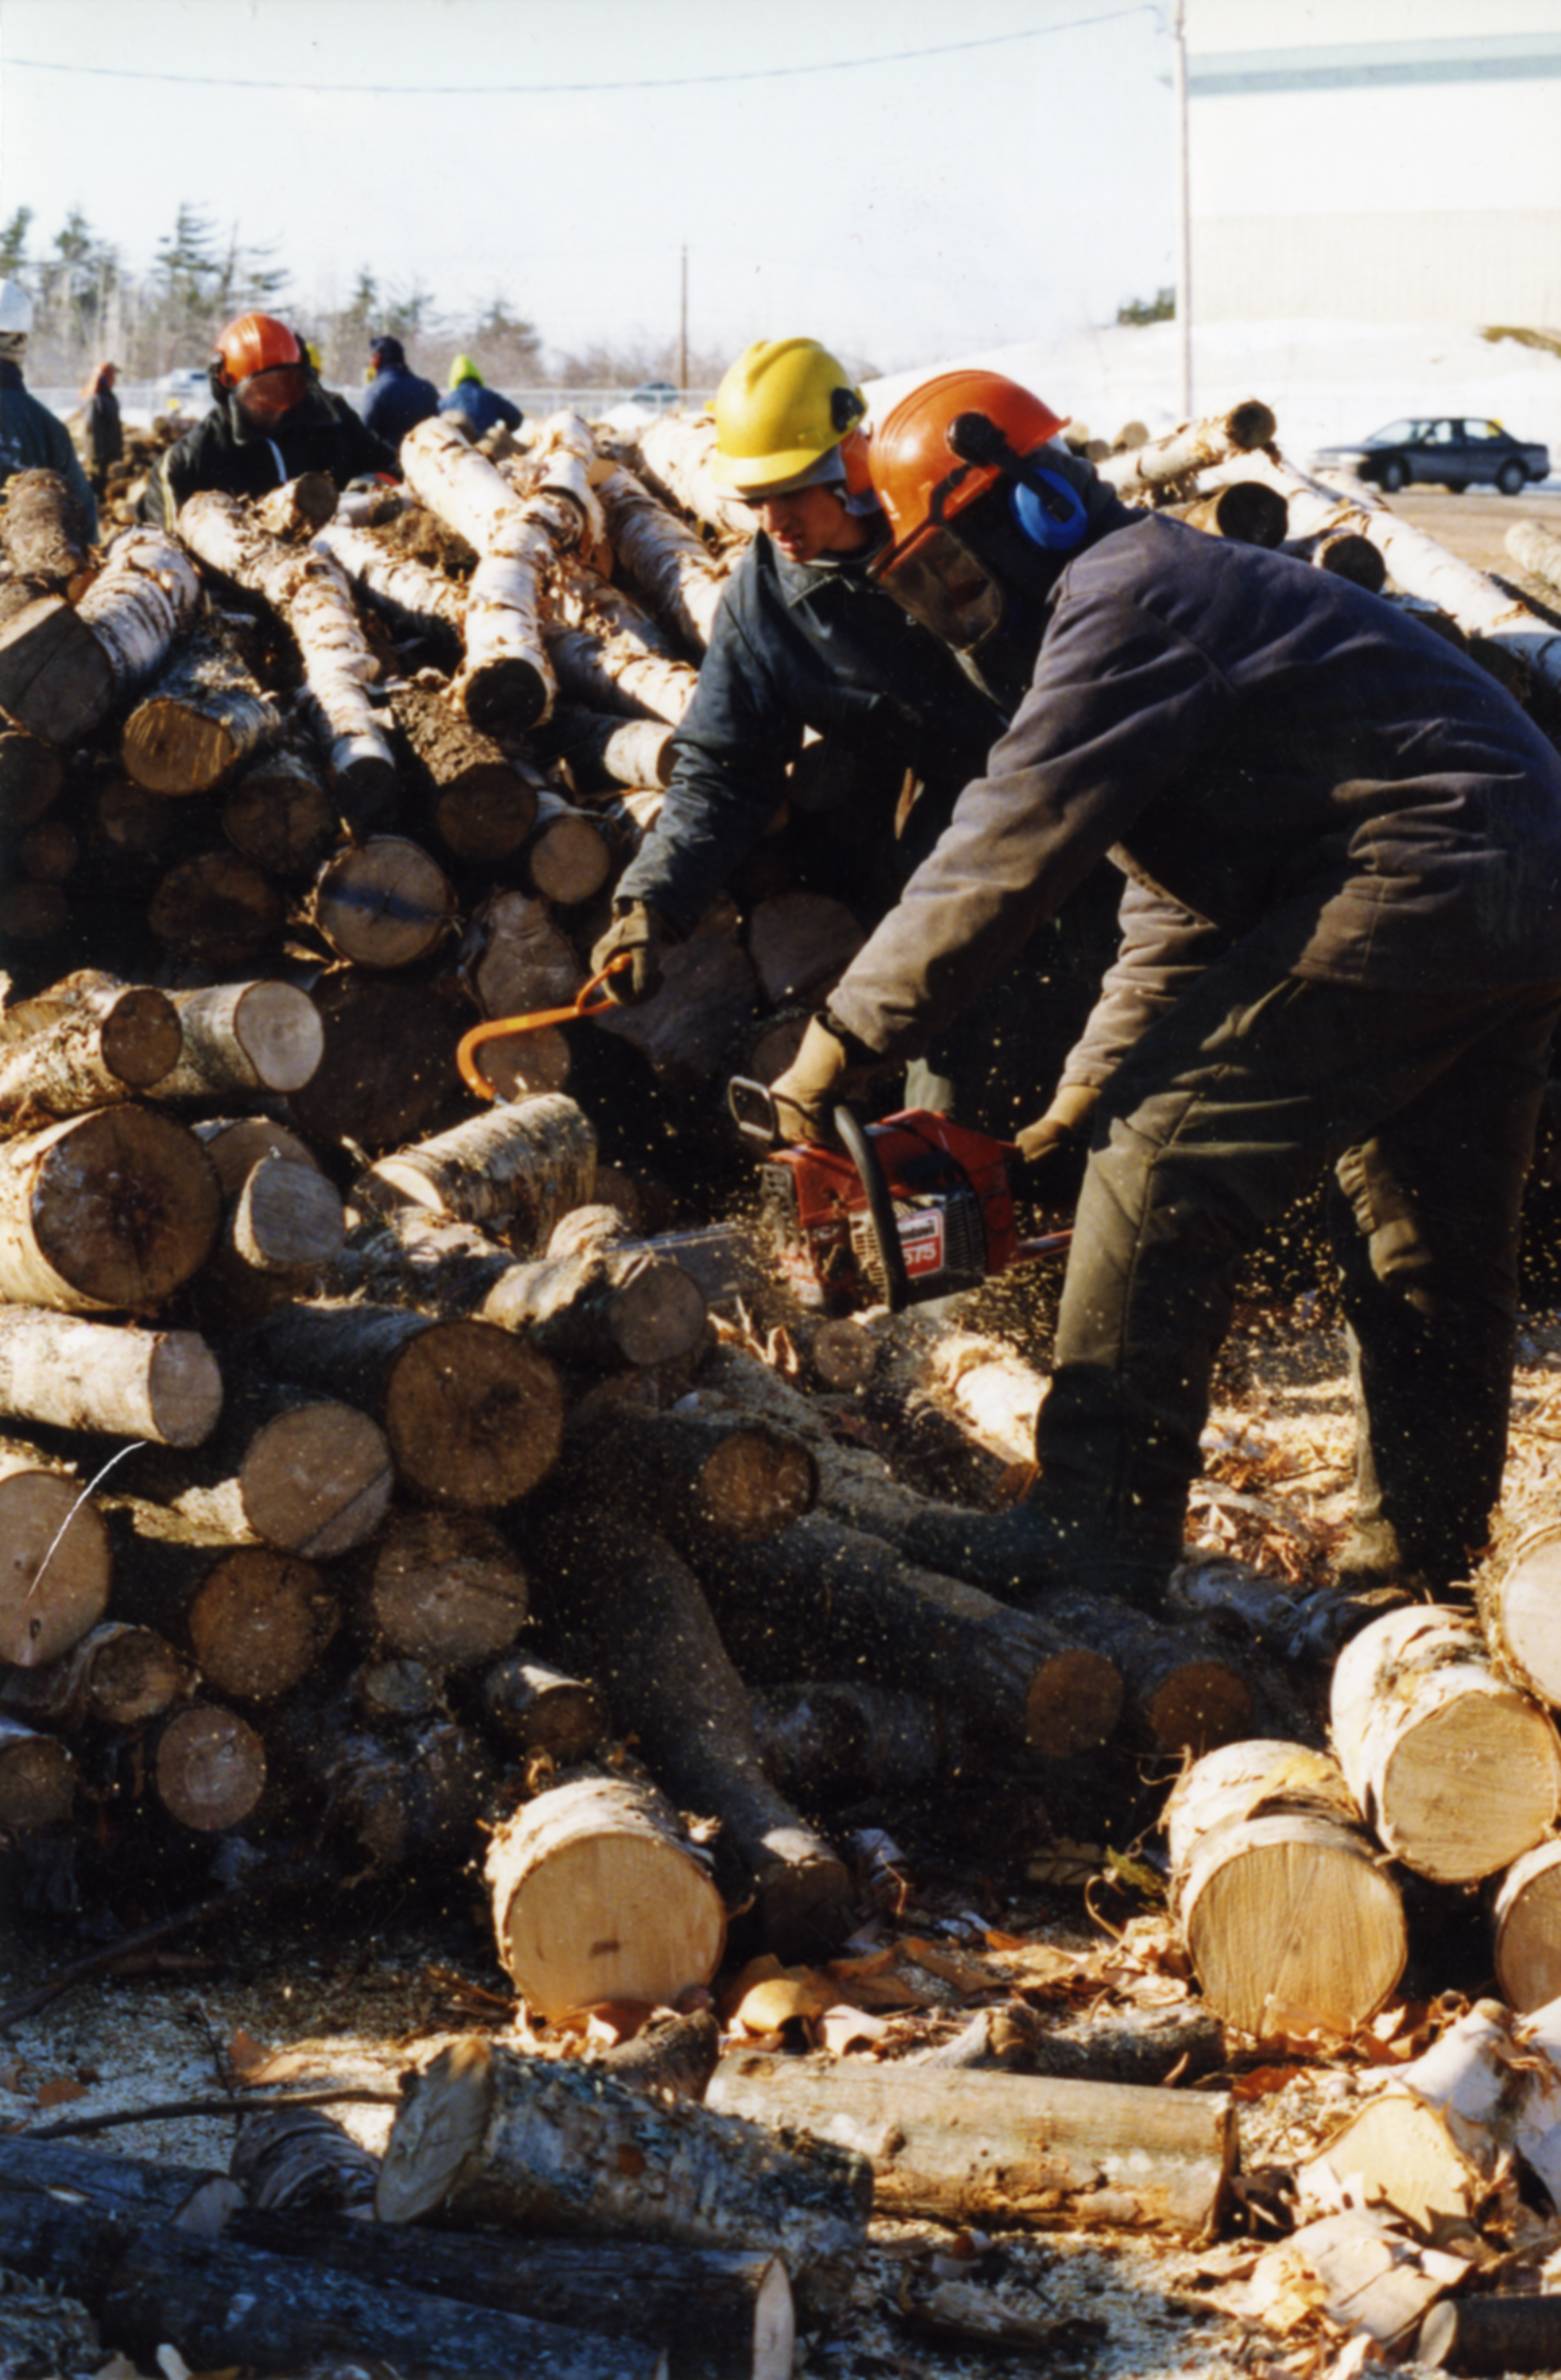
[235,363,309,422]
[874,518,1006,652]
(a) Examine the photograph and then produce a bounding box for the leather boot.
[900,1497,1175,1611]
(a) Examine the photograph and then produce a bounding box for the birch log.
[0,1438,113,1667]
[1167,482,1288,547]
[0,526,202,744]
[459,884,584,1020]
[485,1770,727,2019]
[137,1381,393,1559]
[523,785,616,904]
[0,980,181,1111]
[389,677,539,863]
[0,1620,193,1731]
[551,553,683,657]
[1210,449,1561,696]
[356,1092,596,1238]
[1,468,93,594]
[1095,400,1277,501]
[150,980,325,1100]
[596,464,732,650]
[377,2035,873,2286]
[638,413,759,544]
[520,408,607,547]
[119,627,279,796]
[1481,1518,1561,1708]
[220,740,340,877]
[1494,1840,1561,2013]
[284,967,466,1156]
[146,850,284,969]
[253,471,338,542]
[313,518,466,651]
[0,1108,221,1313]
[544,620,702,724]
[1330,1604,1561,1882]
[0,718,63,832]
[1165,1738,1407,2038]
[196,1154,346,1328]
[400,414,557,729]
[0,1714,77,1832]
[356,1509,529,1668]
[544,706,676,792]
[0,1309,222,1445]
[1507,515,1561,602]
[177,490,398,827]
[309,835,456,969]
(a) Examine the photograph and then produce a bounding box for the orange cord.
[456,953,632,1101]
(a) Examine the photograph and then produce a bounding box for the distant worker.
[0,280,99,538]
[361,334,440,451]
[439,354,523,438]
[82,361,123,499]
[141,314,398,528]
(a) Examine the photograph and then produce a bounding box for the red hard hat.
[214,313,303,389]
[869,371,1070,557]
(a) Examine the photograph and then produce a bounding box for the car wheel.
[1377,458,1407,495]
[1497,460,1527,496]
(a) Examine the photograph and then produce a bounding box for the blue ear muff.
[1012,470,1088,554]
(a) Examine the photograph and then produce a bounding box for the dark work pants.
[1037,945,1561,1586]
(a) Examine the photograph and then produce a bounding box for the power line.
[1,9,1154,96]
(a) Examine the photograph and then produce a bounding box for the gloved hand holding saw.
[764,1012,889,1146]
[1015,1081,1099,1196]
[590,899,673,1005]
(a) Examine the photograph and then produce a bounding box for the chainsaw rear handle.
[727,1079,913,1309]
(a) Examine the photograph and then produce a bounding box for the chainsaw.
[727,1079,1072,1315]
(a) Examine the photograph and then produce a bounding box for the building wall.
[1186,3,1561,323]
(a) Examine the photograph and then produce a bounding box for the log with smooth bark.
[356,1090,596,1237]
[177,490,397,825]
[1,468,92,592]
[698,1513,1121,1761]
[477,1651,610,1763]
[312,517,466,652]
[484,1769,728,2017]
[400,414,557,729]
[0,524,202,743]
[596,464,731,650]
[708,2050,1234,2238]
[146,849,284,968]
[0,1106,221,1314]
[152,979,325,1100]
[196,1154,346,1327]
[254,471,338,542]
[0,1308,221,1446]
[390,677,539,863]
[246,1301,565,1509]
[0,716,63,831]
[149,1698,268,1830]
[1477,1517,1561,1710]
[356,1508,529,1667]
[0,1712,78,1831]
[119,625,280,796]
[0,2194,666,2380]
[0,980,181,1111]
[220,740,340,877]
[544,618,702,724]
[142,1380,393,1559]
[544,705,676,791]
[309,834,456,969]
[1096,400,1277,501]
[104,1501,339,1703]
[1167,482,1288,546]
[1330,1604,1561,1883]
[1164,1738,1407,2038]
[377,2033,873,2282]
[534,1509,855,1960]
[523,784,617,904]
[0,1619,193,1730]
[637,412,759,544]
[268,1691,494,1877]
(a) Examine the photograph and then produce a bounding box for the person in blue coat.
[0,280,98,538]
[361,335,439,452]
[440,354,522,438]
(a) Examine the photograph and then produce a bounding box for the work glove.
[764,1013,886,1148]
[1015,1082,1100,1197]
[590,899,672,1005]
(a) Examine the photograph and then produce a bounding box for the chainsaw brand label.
[897,1210,946,1275]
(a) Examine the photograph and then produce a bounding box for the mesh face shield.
[235,364,309,422]
[876,521,1007,650]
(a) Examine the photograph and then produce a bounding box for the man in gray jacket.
[766,369,1561,1615]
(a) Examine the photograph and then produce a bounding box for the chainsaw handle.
[727,1076,783,1148]
[833,1106,911,1313]
[457,953,630,1102]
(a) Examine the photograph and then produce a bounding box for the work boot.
[1332,1520,1447,1606]
[900,1497,1175,1612]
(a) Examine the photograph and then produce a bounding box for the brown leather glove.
[590,899,671,1005]
[764,1013,885,1147]
[1016,1082,1100,1184]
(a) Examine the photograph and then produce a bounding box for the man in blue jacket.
[766,369,1561,1619]
[441,354,523,439]
[0,280,98,538]
[362,334,440,452]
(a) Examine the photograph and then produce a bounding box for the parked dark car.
[1310,416,1550,496]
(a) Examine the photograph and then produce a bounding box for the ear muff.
[1012,470,1088,555]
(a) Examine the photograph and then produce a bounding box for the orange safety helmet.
[869,371,1070,555]
[213,312,304,390]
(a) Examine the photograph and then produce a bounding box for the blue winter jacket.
[362,360,441,452]
[440,381,523,436]
[0,363,98,539]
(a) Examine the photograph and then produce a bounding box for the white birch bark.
[638,412,759,544]
[400,414,558,728]
[1095,401,1277,502]
[596,463,731,651]
[74,525,204,691]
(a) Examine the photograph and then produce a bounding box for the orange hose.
[456,953,631,1101]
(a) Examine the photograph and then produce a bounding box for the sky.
[0,0,1175,377]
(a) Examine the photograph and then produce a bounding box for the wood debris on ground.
[3,399,1561,2376]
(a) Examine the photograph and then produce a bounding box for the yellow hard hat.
[711,338,867,498]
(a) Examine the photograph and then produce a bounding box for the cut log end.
[384,1318,565,1509]
[0,1455,114,1668]
[1024,1646,1126,1759]
[459,656,551,735]
[154,1703,268,1831]
[375,2032,493,2224]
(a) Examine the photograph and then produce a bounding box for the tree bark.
[104,1499,339,1704]
[0,1106,221,1314]
[1167,482,1288,546]
[356,1090,596,1239]
[0,1307,220,1445]
[0,1618,194,1730]
[140,1379,393,1559]
[284,966,467,1157]
[458,883,584,1020]
[1046,1589,1257,1757]
[245,1301,565,1509]
[177,489,398,829]
[1,468,92,592]
[146,849,284,968]
[544,619,701,725]
[637,413,759,545]
[119,625,280,796]
[1330,1604,1561,1883]
[1417,2294,1561,2376]
[400,415,558,730]
[543,706,676,792]
[254,472,339,542]
[356,1508,529,1667]
[1096,401,1277,501]
[312,516,466,656]
[534,1509,855,1960]
[390,677,540,863]
[1477,1517,1561,1712]
[596,464,731,651]
[309,834,456,969]
[148,979,326,1099]
[1165,1737,1407,2038]
[376,2034,873,2284]
[191,1114,324,1193]
[0,524,203,744]
[267,1691,494,1879]
[550,553,683,658]
[477,1651,610,1764]
[1282,530,1388,590]
[483,1770,728,2019]
[195,1152,346,1328]
[553,1406,816,1544]
[708,2051,1234,2239]
[0,1710,78,1830]
[0,979,182,1111]
[518,407,607,546]
[1508,514,1561,604]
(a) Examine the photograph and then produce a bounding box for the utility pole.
[1172,0,1193,419]
[679,245,689,396]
